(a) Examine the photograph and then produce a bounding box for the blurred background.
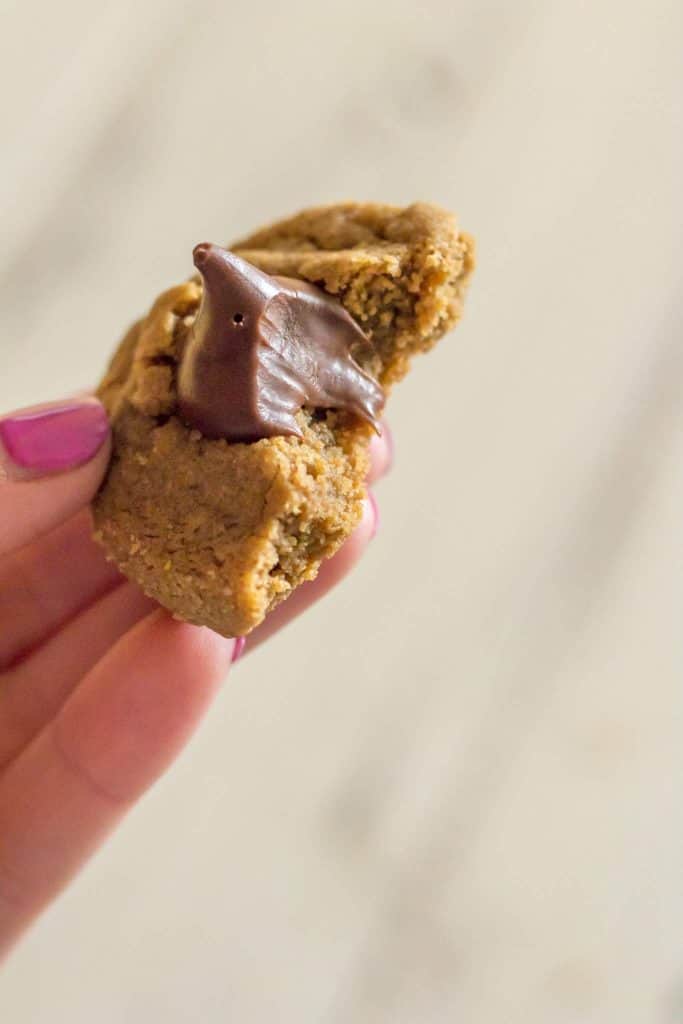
[2,0,683,1020]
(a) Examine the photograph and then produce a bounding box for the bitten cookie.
[93,202,474,637]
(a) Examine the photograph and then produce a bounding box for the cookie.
[93,202,474,637]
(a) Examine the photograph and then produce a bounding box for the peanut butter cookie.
[93,202,474,637]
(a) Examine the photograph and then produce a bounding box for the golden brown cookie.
[93,202,474,637]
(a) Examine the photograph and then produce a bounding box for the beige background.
[2,1,683,1020]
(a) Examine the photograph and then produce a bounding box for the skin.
[0,399,391,960]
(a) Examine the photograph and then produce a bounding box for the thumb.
[0,397,111,557]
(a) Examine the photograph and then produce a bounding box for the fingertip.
[368,421,393,484]
[367,491,380,540]
[0,398,110,481]
[0,398,112,557]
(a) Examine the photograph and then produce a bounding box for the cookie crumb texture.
[93,202,474,637]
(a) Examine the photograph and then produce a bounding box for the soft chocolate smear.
[177,243,385,442]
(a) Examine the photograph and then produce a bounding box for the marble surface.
[1,1,683,1020]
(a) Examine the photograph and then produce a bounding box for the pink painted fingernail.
[0,399,109,474]
[368,491,380,539]
[232,636,246,663]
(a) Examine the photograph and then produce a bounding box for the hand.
[0,396,390,959]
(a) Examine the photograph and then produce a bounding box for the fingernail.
[0,399,109,474]
[368,491,380,539]
[232,636,246,663]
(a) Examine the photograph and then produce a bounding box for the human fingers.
[0,509,122,672]
[367,422,393,485]
[0,581,156,770]
[0,612,235,957]
[0,398,110,557]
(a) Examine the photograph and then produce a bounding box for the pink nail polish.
[368,492,380,539]
[232,636,246,662]
[0,399,109,474]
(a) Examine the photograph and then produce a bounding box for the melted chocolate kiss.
[177,243,385,442]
